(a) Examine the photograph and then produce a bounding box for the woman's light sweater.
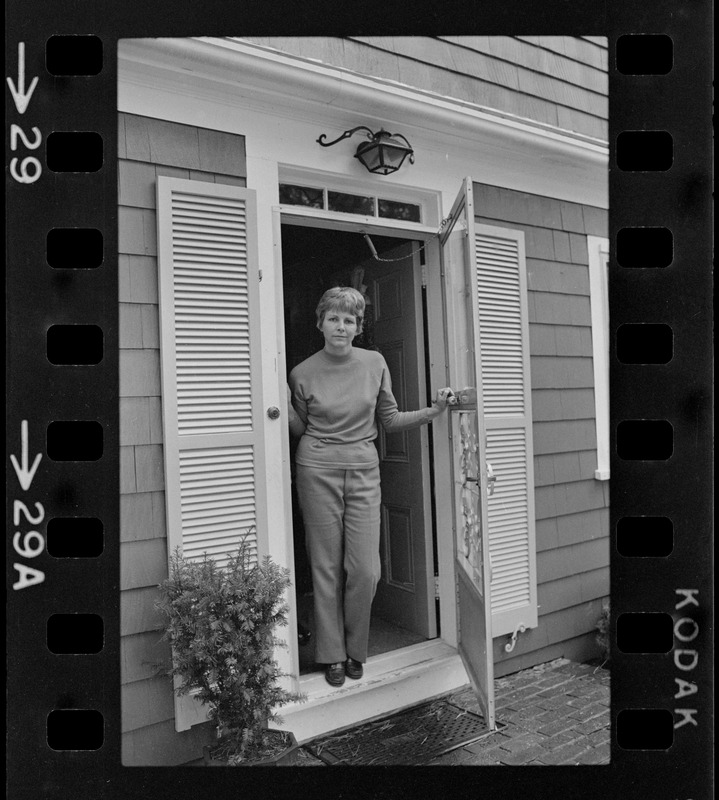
[289,347,436,469]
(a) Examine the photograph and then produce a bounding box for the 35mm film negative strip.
[6,4,712,799]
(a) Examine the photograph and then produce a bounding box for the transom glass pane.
[279,182,423,223]
[378,199,421,222]
[327,191,375,215]
[279,184,324,208]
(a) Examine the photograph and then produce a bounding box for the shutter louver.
[485,429,531,612]
[172,192,253,436]
[158,179,265,579]
[475,226,538,636]
[179,446,258,567]
[475,235,524,417]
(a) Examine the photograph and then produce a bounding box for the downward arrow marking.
[10,420,42,491]
[7,42,39,115]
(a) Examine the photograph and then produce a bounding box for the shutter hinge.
[258,270,263,281]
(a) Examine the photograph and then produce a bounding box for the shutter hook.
[504,624,527,653]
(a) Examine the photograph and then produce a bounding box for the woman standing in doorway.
[287,286,453,686]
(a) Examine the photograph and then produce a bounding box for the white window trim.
[588,235,610,481]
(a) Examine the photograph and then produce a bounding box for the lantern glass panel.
[356,145,382,173]
[381,144,408,171]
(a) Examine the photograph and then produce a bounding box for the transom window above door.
[279,182,422,222]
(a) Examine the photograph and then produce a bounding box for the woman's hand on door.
[430,387,456,415]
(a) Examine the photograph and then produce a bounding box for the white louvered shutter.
[157,177,266,571]
[474,225,538,636]
[157,178,267,732]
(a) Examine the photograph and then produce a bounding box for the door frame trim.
[275,208,458,692]
[278,205,440,238]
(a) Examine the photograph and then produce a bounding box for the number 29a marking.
[12,500,45,589]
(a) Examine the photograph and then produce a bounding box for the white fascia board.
[118,36,608,171]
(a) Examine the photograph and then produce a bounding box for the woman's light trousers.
[296,464,381,664]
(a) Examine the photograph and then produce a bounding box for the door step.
[272,640,469,744]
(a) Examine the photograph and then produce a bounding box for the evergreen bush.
[156,538,304,761]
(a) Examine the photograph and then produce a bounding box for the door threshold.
[273,640,469,744]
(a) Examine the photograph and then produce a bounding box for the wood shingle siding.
[122,676,176,731]
[534,449,602,484]
[121,586,166,637]
[474,183,608,676]
[121,630,170,685]
[442,36,608,92]
[119,255,159,305]
[119,112,247,765]
[519,36,608,70]
[538,536,608,583]
[530,325,593,357]
[538,507,608,550]
[122,719,212,767]
[120,490,165,541]
[120,539,168,591]
[534,422,598,457]
[240,36,607,140]
[533,389,597,421]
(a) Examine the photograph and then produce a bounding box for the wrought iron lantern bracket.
[316,125,415,175]
[316,125,376,148]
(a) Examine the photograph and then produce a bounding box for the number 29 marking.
[10,124,42,184]
[7,44,42,184]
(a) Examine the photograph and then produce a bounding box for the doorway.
[280,222,439,675]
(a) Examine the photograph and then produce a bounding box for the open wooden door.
[439,178,496,729]
[360,243,437,640]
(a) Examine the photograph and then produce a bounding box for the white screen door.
[439,178,496,729]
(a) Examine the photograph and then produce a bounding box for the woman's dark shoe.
[325,662,346,687]
[345,657,364,680]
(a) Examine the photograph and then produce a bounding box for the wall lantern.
[316,126,415,175]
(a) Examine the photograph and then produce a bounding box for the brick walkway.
[297,658,610,766]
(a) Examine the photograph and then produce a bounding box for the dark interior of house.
[281,224,429,674]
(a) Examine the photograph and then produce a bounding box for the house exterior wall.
[239,36,608,140]
[119,112,247,765]
[118,35,608,763]
[472,183,609,676]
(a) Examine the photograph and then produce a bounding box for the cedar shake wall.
[118,112,247,765]
[239,36,608,140]
[473,183,609,676]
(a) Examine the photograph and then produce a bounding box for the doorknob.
[267,406,281,420]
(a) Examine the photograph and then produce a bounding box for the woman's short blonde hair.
[315,287,365,335]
